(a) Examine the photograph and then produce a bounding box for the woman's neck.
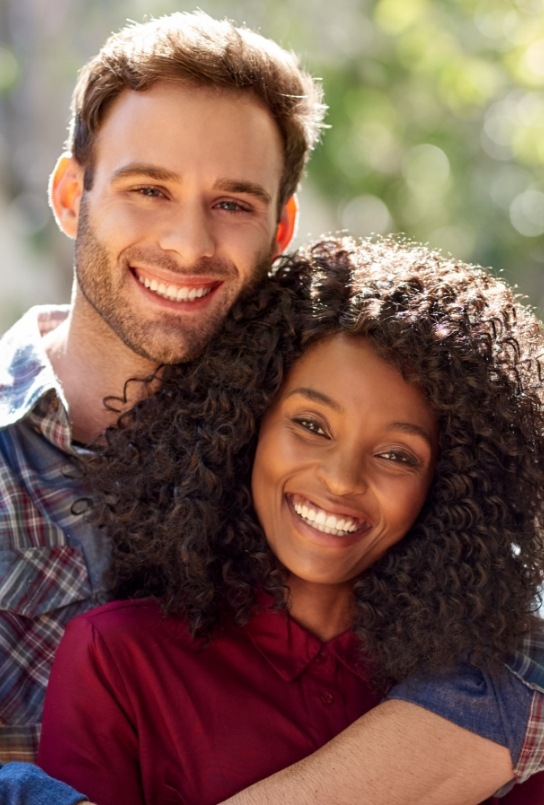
[285,575,354,642]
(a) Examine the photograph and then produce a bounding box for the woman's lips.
[288,493,371,537]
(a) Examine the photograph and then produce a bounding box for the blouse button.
[320,691,334,706]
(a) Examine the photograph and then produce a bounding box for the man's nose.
[158,204,215,263]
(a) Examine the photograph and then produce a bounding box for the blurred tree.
[1,0,543,332]
[311,0,544,307]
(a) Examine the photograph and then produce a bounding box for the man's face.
[68,82,287,363]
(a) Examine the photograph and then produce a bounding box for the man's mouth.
[290,495,370,537]
[136,273,215,303]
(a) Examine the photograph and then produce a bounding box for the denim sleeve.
[386,662,533,769]
[0,763,87,805]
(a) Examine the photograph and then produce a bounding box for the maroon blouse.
[38,596,381,804]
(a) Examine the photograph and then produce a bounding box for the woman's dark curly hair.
[86,235,544,688]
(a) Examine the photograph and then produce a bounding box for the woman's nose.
[316,451,367,498]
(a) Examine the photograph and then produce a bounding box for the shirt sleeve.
[386,662,535,797]
[37,615,145,805]
[504,630,544,781]
[0,762,87,804]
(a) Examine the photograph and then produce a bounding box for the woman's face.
[251,333,438,588]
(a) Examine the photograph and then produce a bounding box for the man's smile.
[135,273,217,303]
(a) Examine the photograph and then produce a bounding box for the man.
[0,8,322,767]
[0,10,543,804]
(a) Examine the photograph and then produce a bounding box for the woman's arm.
[221,699,512,805]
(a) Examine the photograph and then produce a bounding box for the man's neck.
[43,308,160,445]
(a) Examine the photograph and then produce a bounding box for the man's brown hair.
[67,11,326,209]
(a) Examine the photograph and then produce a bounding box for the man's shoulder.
[0,305,69,426]
[0,305,69,355]
[507,626,544,692]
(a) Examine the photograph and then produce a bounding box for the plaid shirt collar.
[0,305,73,448]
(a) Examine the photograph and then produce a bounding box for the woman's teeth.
[292,498,364,536]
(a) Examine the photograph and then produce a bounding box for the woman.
[38,237,544,804]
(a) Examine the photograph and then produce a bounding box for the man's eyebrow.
[286,387,342,412]
[110,165,273,204]
[111,163,181,183]
[214,179,272,205]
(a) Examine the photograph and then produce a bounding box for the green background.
[1,0,543,331]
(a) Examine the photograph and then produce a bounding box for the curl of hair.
[86,275,304,631]
[85,236,544,688]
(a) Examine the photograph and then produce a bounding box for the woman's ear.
[48,153,85,239]
[273,195,299,256]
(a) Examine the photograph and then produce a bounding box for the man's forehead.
[94,82,284,203]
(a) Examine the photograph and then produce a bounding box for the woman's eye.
[293,417,327,437]
[378,450,419,467]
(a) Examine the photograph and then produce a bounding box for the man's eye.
[134,187,164,198]
[216,200,250,213]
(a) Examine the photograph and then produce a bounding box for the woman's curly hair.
[85,235,544,688]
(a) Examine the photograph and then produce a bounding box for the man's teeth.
[293,499,363,536]
[137,274,212,302]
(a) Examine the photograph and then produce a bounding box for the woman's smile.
[288,493,372,538]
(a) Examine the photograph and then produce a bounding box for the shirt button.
[314,652,326,664]
[320,692,334,706]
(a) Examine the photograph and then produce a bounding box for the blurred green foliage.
[0,0,543,329]
[309,0,544,305]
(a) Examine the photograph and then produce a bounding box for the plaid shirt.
[0,306,110,763]
[507,630,544,783]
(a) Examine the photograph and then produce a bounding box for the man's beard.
[74,197,274,364]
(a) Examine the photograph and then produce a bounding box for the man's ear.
[273,195,299,256]
[48,153,85,239]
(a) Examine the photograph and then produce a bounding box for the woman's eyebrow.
[386,422,436,450]
[285,387,342,412]
[286,389,436,449]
